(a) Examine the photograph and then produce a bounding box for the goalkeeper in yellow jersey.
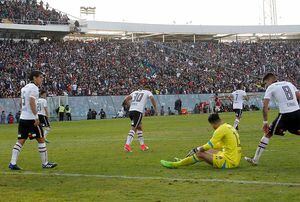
[160,113,241,169]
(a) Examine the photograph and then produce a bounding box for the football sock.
[234,119,240,129]
[44,129,49,138]
[125,130,135,145]
[10,142,23,165]
[38,143,48,165]
[253,136,270,163]
[137,130,144,145]
[172,154,200,167]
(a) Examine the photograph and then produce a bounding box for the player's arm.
[122,95,132,107]
[296,91,300,103]
[44,101,49,117]
[150,96,158,115]
[44,107,49,117]
[201,131,224,151]
[227,95,233,102]
[29,96,39,126]
[187,131,224,156]
[262,98,270,134]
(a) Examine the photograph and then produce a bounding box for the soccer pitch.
[0,111,299,201]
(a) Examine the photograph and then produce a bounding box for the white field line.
[2,171,300,187]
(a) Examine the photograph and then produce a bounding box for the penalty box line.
[2,171,300,187]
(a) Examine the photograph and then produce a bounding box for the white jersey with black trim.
[129,90,154,113]
[37,98,48,116]
[20,83,39,120]
[264,81,299,114]
[232,90,247,109]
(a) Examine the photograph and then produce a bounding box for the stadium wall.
[0,93,275,121]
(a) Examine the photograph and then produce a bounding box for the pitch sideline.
[2,171,300,187]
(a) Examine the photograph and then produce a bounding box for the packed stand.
[0,39,299,98]
[0,0,69,25]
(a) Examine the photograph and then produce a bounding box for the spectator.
[168,107,174,115]
[7,112,14,124]
[193,104,200,114]
[58,104,65,121]
[71,83,77,96]
[87,109,92,120]
[99,109,106,119]
[0,40,299,98]
[144,108,151,116]
[150,106,155,116]
[0,0,69,25]
[214,94,222,113]
[65,105,72,121]
[116,108,124,118]
[160,106,165,116]
[91,109,97,119]
[1,111,6,124]
[175,99,182,115]
[15,111,21,123]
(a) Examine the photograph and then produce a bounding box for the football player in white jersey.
[37,90,51,143]
[9,70,57,170]
[122,87,158,152]
[245,73,300,165]
[229,84,249,130]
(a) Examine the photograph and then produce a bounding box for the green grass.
[0,111,299,201]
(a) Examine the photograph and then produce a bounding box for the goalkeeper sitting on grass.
[161,113,241,169]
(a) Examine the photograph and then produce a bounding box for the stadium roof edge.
[87,21,300,35]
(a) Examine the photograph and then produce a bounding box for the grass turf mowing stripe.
[2,171,300,187]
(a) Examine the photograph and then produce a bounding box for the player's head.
[29,70,43,86]
[237,83,243,90]
[208,113,222,129]
[262,73,277,88]
[40,90,47,98]
[144,85,152,92]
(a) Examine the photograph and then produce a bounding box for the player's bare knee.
[18,139,26,145]
[36,138,45,143]
[265,133,273,138]
[196,151,205,158]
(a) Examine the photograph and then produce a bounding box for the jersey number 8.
[282,86,293,101]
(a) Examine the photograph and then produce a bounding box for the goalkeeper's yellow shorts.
[212,151,239,169]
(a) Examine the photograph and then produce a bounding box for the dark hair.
[237,83,243,89]
[208,113,221,124]
[144,85,152,91]
[262,73,276,82]
[29,70,43,81]
[40,90,46,95]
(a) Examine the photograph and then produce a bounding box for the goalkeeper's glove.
[186,147,200,157]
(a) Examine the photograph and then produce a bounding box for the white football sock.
[126,130,135,145]
[253,136,270,163]
[44,130,48,138]
[234,119,240,129]
[10,142,23,165]
[137,130,144,145]
[38,143,48,165]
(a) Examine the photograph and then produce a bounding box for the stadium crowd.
[0,39,299,98]
[0,0,69,25]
